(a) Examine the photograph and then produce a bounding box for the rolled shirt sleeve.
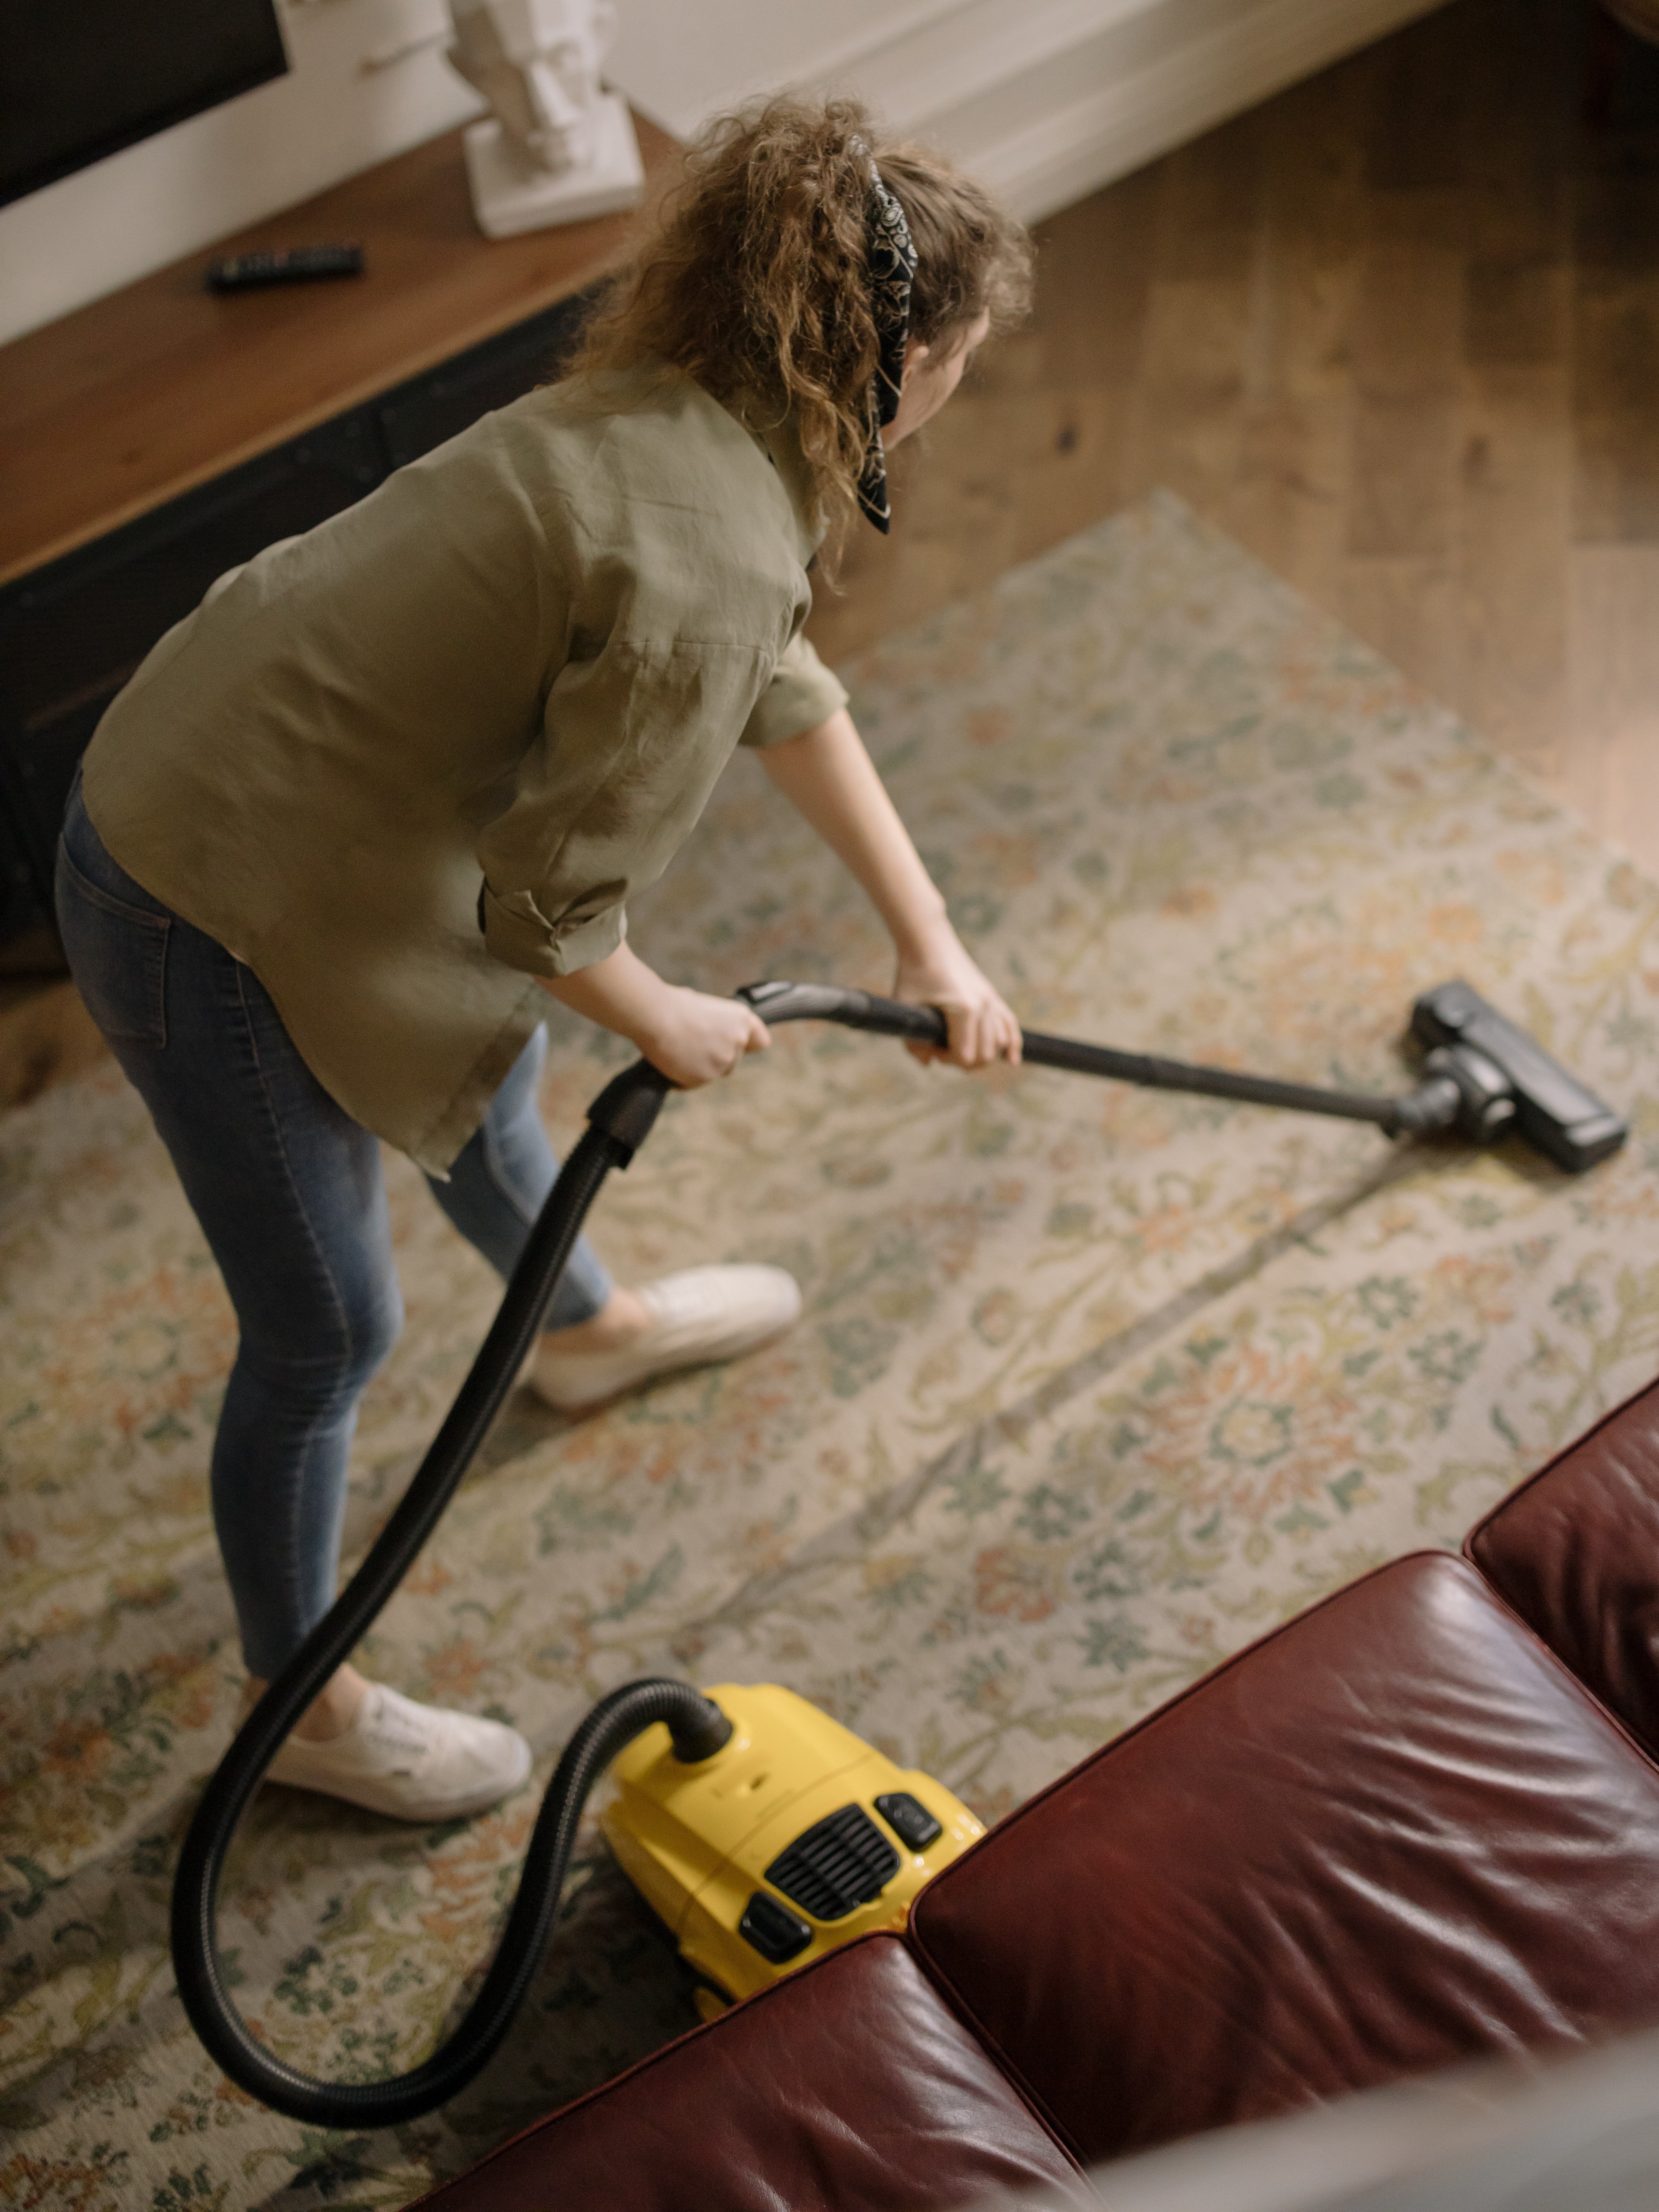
[738,630,849,750]
[476,627,775,978]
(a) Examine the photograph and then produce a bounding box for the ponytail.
[567,96,1032,561]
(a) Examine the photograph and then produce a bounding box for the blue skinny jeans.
[55,780,612,1679]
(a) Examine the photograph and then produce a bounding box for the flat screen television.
[0,0,290,209]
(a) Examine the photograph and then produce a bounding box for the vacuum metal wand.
[738,980,1442,1131]
[736,977,1627,1171]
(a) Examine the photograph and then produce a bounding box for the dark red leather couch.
[415,1376,1659,2212]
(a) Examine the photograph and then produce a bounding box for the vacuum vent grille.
[765,1802,900,1922]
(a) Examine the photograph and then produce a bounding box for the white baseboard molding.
[970,0,1451,223]
[797,0,1170,148]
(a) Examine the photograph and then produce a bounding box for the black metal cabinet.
[0,286,591,938]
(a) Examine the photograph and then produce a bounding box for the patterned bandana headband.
[855,145,917,534]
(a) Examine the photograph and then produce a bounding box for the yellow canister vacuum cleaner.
[170,975,1626,2127]
[604,1681,982,2021]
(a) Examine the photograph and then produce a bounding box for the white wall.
[0,0,1448,350]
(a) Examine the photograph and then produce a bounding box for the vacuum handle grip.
[738,979,949,1049]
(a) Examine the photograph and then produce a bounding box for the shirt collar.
[743,404,825,569]
[626,355,825,571]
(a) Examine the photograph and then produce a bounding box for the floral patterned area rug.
[5,490,1659,2210]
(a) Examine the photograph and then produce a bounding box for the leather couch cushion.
[1468,1379,1659,1755]
[910,1554,1659,2167]
[408,1933,1085,2212]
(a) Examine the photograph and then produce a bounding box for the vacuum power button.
[875,1792,943,1850]
[739,1891,813,1964]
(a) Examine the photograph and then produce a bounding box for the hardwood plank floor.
[812,0,1659,878]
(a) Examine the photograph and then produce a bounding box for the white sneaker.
[264,1683,532,1822]
[527,1264,801,1415]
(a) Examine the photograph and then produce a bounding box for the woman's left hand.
[893,932,1023,1069]
[756,711,1019,1068]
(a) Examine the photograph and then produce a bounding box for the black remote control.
[205,243,364,292]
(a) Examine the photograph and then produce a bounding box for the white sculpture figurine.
[446,0,643,240]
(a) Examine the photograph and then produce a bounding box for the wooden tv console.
[0,115,677,932]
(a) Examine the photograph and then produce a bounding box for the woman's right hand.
[634,984,771,1088]
[541,944,770,1087]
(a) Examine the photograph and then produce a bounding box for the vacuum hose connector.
[669,1694,735,1764]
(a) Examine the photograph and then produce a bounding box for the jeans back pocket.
[54,834,170,1052]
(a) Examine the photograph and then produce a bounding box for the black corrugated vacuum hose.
[169,1059,733,2128]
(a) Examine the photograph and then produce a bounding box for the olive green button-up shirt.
[81,359,848,1172]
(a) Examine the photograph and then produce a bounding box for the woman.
[55,98,1032,1822]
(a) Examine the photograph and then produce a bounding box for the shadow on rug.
[4,491,1658,2209]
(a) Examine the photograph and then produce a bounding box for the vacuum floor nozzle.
[1411,980,1627,1172]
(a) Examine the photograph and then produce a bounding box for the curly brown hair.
[568,95,1032,556]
